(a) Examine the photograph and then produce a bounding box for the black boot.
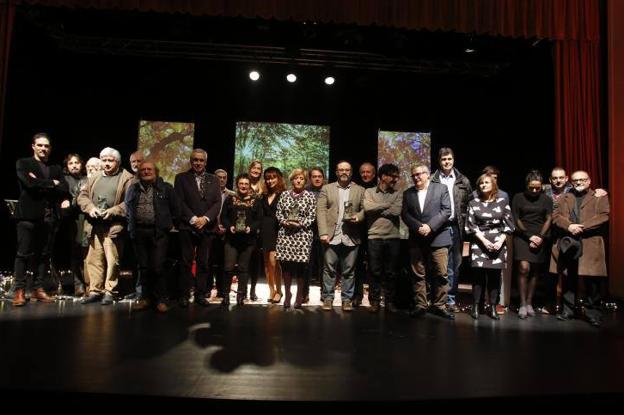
[470,303,479,320]
[489,305,500,320]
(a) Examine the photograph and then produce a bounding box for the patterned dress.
[275,189,317,263]
[465,196,515,269]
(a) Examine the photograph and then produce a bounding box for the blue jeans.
[447,223,462,305]
[322,244,359,301]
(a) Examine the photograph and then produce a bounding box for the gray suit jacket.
[316,181,365,245]
[401,182,452,247]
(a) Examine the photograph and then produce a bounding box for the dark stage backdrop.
[0,13,554,269]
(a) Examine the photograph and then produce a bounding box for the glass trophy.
[96,195,109,217]
[287,204,300,223]
[235,210,247,233]
[343,201,353,221]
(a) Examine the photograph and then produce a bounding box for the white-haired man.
[78,147,134,305]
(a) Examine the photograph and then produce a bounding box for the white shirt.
[417,187,428,212]
[440,171,456,221]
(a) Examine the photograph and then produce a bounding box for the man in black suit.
[401,164,454,320]
[12,133,69,306]
[174,148,221,307]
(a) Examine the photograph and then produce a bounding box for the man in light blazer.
[402,164,454,320]
[317,161,365,311]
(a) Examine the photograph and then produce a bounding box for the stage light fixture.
[324,76,335,85]
[249,70,260,81]
[464,48,475,54]
[286,73,297,83]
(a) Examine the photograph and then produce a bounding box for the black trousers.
[14,220,57,290]
[210,236,227,297]
[134,226,170,303]
[561,259,603,321]
[224,239,256,297]
[178,230,214,299]
[368,238,400,304]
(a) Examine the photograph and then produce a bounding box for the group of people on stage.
[10,133,611,327]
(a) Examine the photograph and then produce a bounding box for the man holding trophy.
[317,161,366,311]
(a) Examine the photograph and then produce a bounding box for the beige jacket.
[316,181,365,245]
[77,169,134,238]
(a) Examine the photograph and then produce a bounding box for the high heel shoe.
[236,294,245,306]
[272,292,283,304]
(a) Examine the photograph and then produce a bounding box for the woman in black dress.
[512,170,553,319]
[261,167,285,303]
[465,173,515,320]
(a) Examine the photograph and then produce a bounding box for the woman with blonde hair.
[465,173,515,320]
[275,168,317,308]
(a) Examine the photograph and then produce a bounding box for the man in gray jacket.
[317,161,365,311]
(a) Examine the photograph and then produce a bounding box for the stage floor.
[1,285,623,407]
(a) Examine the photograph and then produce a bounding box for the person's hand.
[529,235,543,246]
[529,241,538,249]
[595,188,608,198]
[568,224,584,235]
[61,200,70,209]
[217,224,226,235]
[52,179,60,186]
[320,235,329,244]
[418,224,431,236]
[492,240,503,251]
[102,208,114,220]
[346,216,358,223]
[245,226,251,234]
[28,172,37,179]
[229,226,236,234]
[88,207,100,219]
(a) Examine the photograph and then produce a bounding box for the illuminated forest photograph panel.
[378,130,431,192]
[378,130,431,239]
[138,120,195,185]
[234,122,330,178]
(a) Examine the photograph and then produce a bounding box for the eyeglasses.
[571,178,589,183]
[412,172,428,177]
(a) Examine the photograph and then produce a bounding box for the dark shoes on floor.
[409,307,427,318]
[430,306,455,320]
[81,292,103,304]
[100,293,114,305]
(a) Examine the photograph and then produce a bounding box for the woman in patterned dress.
[261,167,285,303]
[275,168,317,309]
[465,173,515,320]
[220,173,262,306]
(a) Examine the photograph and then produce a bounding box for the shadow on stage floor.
[1,294,623,408]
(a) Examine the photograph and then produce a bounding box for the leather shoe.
[12,288,26,307]
[80,293,102,304]
[31,288,55,303]
[409,307,427,318]
[430,307,455,320]
[322,298,333,311]
[100,293,114,305]
[132,299,150,311]
[156,303,169,313]
[342,300,353,312]
[470,304,479,320]
[586,316,601,328]
[178,297,189,308]
[195,297,209,307]
[557,311,574,321]
[489,306,500,320]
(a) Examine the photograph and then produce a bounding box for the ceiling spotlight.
[464,48,475,54]
[324,76,335,85]
[249,70,260,81]
[286,73,297,83]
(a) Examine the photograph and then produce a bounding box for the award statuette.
[235,210,247,233]
[287,204,300,224]
[343,201,353,221]
[96,195,109,217]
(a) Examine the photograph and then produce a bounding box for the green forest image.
[138,120,195,185]
[378,130,431,239]
[378,130,431,192]
[234,122,330,178]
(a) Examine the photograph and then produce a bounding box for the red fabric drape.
[0,0,15,153]
[555,39,603,186]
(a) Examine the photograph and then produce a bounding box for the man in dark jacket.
[174,148,221,307]
[429,147,472,312]
[12,133,69,306]
[125,161,180,312]
[402,164,454,320]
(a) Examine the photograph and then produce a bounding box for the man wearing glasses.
[362,164,403,313]
[550,171,610,327]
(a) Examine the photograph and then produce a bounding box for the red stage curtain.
[555,39,603,186]
[0,0,15,153]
